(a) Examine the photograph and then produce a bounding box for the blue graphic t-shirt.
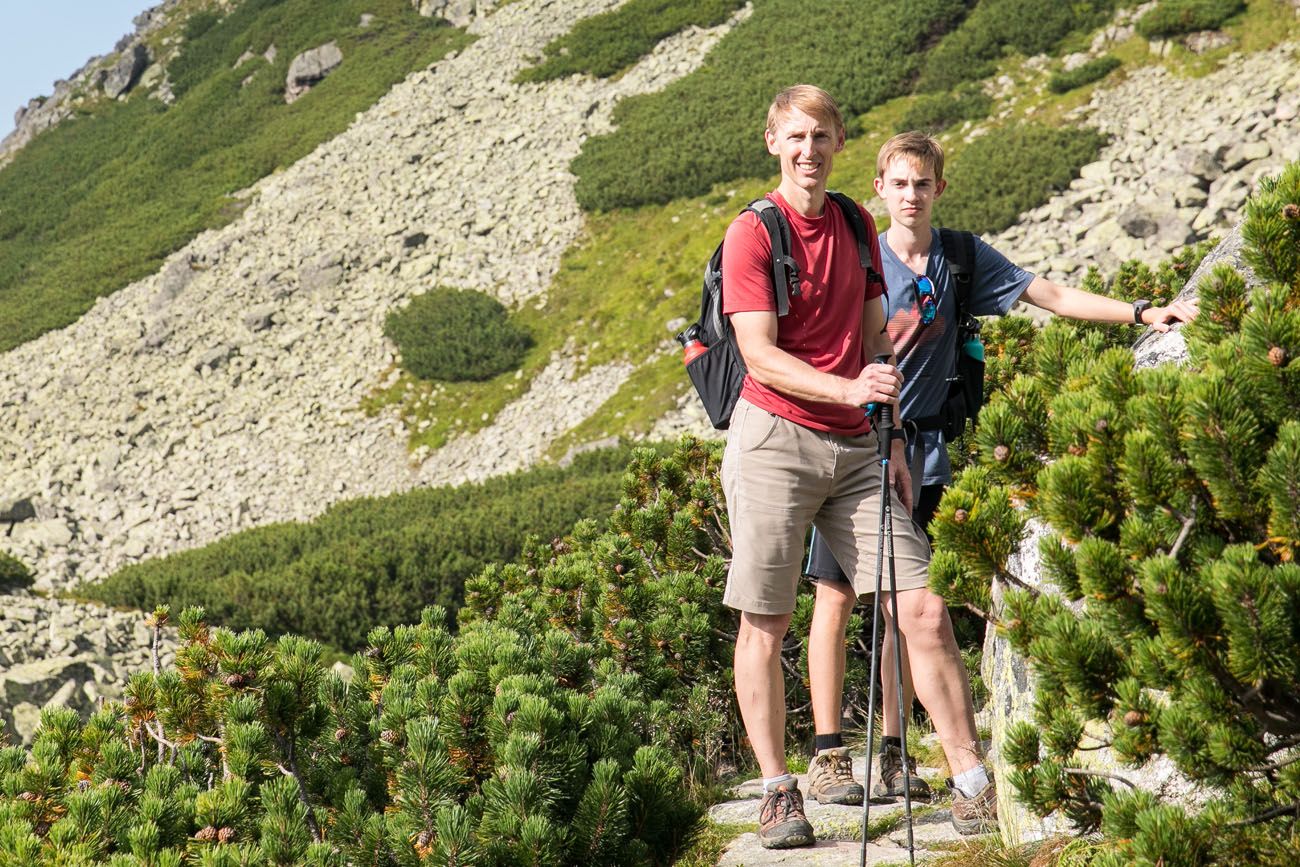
[879,229,1033,486]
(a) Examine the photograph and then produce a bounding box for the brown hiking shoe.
[949,777,998,835]
[807,747,864,805]
[871,743,932,802]
[757,781,815,849]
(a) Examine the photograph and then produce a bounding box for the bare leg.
[735,610,796,778]
[886,587,981,774]
[809,580,857,734]
[878,609,915,739]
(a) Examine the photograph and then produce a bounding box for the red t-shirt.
[721,191,884,435]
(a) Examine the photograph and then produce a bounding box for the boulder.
[285,42,343,104]
[103,44,150,98]
[0,496,36,524]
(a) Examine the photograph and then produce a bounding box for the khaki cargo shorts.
[721,398,932,615]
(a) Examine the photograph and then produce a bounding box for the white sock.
[763,773,796,793]
[952,764,990,798]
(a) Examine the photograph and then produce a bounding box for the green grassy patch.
[0,0,471,352]
[79,445,647,651]
[571,0,968,211]
[517,0,747,82]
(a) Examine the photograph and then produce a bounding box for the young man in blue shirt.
[805,131,1197,833]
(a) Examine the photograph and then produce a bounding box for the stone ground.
[707,754,972,866]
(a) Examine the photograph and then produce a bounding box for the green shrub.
[930,163,1300,861]
[917,0,1122,93]
[82,447,644,651]
[0,0,471,352]
[571,0,967,212]
[0,441,750,864]
[935,123,1107,235]
[1135,0,1246,39]
[385,287,533,382]
[1047,54,1123,93]
[0,550,32,590]
[897,84,993,133]
[517,0,746,82]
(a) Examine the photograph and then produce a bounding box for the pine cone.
[380,729,400,744]
[1283,202,1300,220]
[33,821,50,837]
[1269,346,1287,366]
[993,444,1010,462]
[1123,710,1146,726]
[1095,418,1109,433]
[217,827,236,843]
[954,509,969,524]
[1068,443,1087,457]
[334,727,348,741]
[195,826,218,841]
[17,791,37,801]
[223,673,246,689]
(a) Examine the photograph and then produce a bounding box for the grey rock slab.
[285,42,344,103]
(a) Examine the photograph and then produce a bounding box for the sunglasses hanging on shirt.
[913,275,937,326]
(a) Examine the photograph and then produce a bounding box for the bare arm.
[730,309,901,408]
[1019,276,1198,332]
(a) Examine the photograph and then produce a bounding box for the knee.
[897,595,953,648]
[736,613,790,659]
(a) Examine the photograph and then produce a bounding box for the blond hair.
[876,131,945,182]
[766,85,844,137]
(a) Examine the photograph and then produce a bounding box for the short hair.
[766,85,844,137]
[876,131,945,182]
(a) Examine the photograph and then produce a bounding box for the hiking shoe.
[871,744,932,802]
[757,781,815,849]
[807,747,864,805]
[949,777,998,835]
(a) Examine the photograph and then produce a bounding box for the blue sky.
[0,0,154,138]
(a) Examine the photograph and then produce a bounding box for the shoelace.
[822,752,855,782]
[761,788,800,823]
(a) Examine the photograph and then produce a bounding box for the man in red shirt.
[721,85,989,848]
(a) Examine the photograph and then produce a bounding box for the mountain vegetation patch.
[385,288,533,383]
[81,447,644,652]
[516,0,747,83]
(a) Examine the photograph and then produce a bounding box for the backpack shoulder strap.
[827,190,885,294]
[747,198,799,317]
[939,228,977,317]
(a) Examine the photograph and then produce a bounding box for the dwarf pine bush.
[385,287,533,382]
[0,438,853,864]
[516,0,746,83]
[1135,0,1247,39]
[1048,55,1123,94]
[935,124,1108,235]
[83,447,639,651]
[931,162,1300,864]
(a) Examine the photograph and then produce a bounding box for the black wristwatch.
[889,428,909,443]
[1133,299,1152,325]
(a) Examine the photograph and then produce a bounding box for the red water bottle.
[682,337,707,364]
[678,327,707,364]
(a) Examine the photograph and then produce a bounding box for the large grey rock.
[285,42,344,103]
[412,0,498,27]
[103,44,150,98]
[0,496,36,524]
[152,257,197,311]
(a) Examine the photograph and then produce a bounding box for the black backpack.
[912,228,984,440]
[677,191,880,429]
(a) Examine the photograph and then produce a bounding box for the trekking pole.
[859,367,916,867]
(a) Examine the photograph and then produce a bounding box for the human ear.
[934,178,947,199]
